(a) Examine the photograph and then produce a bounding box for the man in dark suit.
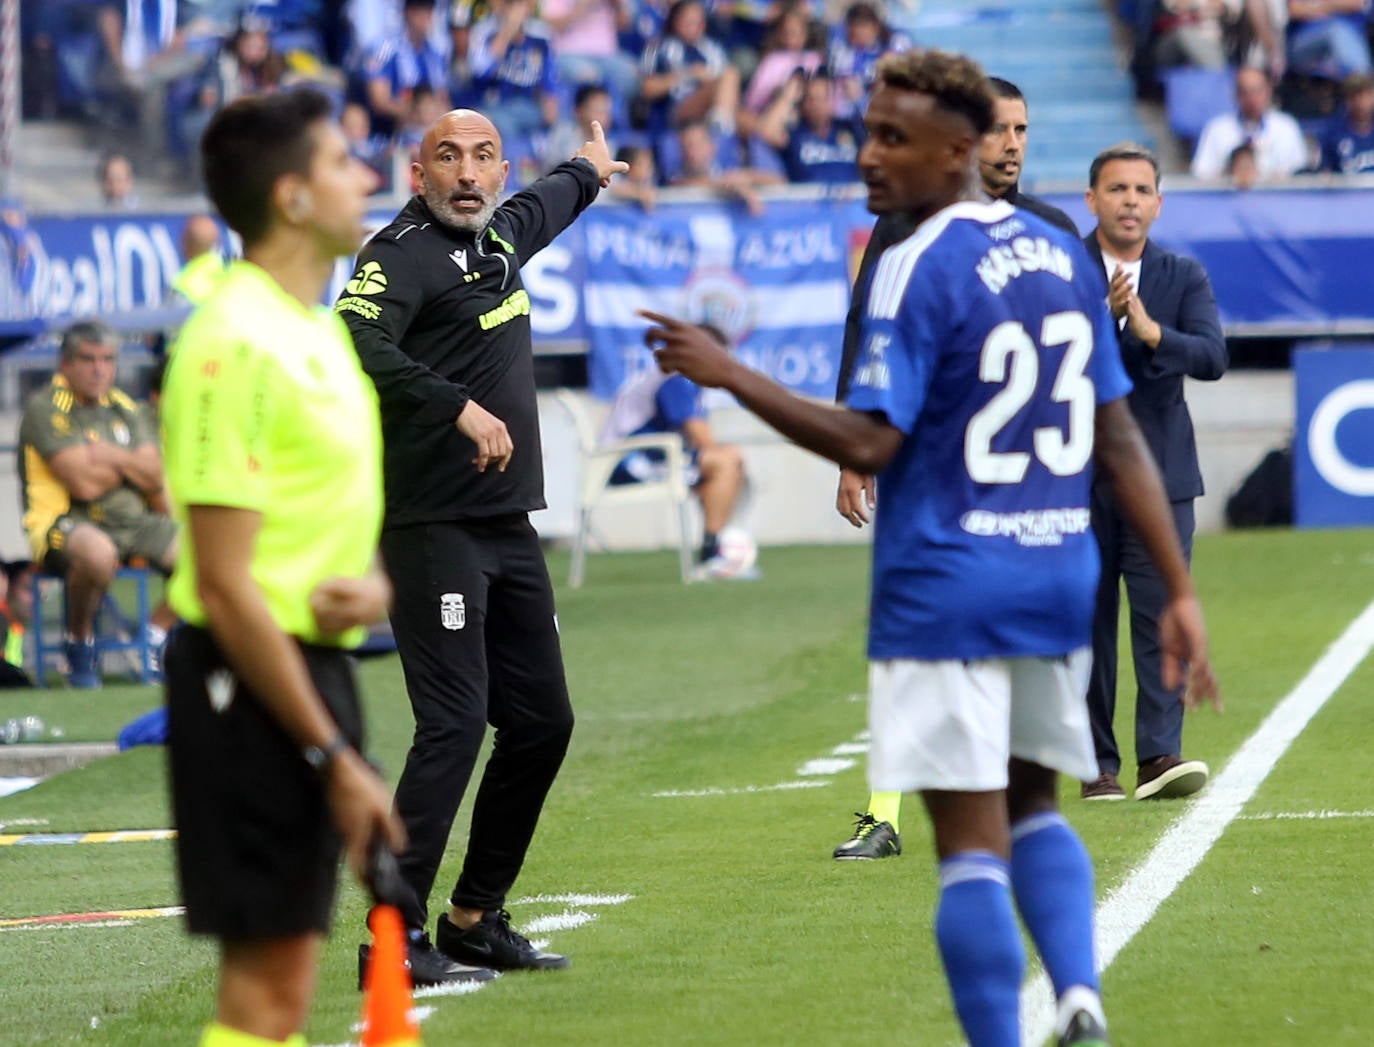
[1080,142,1227,802]
[830,75,1081,860]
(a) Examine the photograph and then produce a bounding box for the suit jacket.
[1083,232,1227,502]
[837,186,1078,400]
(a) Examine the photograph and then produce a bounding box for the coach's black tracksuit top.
[338,159,601,528]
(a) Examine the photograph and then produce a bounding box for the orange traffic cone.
[360,904,423,1046]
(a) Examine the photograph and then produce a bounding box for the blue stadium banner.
[581,200,864,400]
[1293,345,1374,528]
[1044,188,1374,332]
[21,213,193,319]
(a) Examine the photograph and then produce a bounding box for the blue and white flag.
[582,200,855,400]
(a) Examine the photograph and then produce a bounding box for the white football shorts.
[867,648,1098,793]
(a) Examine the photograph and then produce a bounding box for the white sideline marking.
[511,892,633,906]
[523,910,596,934]
[798,757,855,776]
[1018,600,1374,1046]
[831,742,870,756]
[652,780,830,798]
[650,718,868,800]
[414,980,492,1000]
[1241,809,1374,821]
[0,777,39,798]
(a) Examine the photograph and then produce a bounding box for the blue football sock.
[1010,811,1099,998]
[935,851,1024,1047]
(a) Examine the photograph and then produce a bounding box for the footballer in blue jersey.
[642,49,1218,1047]
[850,198,1128,664]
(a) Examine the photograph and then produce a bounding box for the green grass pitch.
[1,529,1372,1045]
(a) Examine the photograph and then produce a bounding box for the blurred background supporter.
[737,2,825,135]
[1227,138,1263,183]
[1191,65,1311,177]
[1152,0,1246,71]
[542,83,620,171]
[169,212,225,303]
[1284,0,1371,82]
[363,0,451,136]
[467,0,560,144]
[826,1,909,121]
[637,0,738,136]
[607,142,658,207]
[755,69,864,183]
[664,119,783,214]
[0,199,37,321]
[1318,70,1374,169]
[540,0,640,114]
[341,101,393,192]
[98,150,140,208]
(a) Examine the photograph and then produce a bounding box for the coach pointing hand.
[338,107,621,982]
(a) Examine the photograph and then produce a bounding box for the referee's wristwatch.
[303,733,351,774]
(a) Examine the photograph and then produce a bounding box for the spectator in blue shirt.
[618,0,667,63]
[599,329,752,578]
[827,1,909,120]
[469,0,562,140]
[1286,0,1372,80]
[757,69,864,183]
[341,101,391,192]
[637,0,738,134]
[664,119,784,213]
[364,0,451,134]
[1320,71,1374,171]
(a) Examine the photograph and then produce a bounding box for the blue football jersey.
[846,199,1132,661]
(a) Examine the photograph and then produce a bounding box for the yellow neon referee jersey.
[161,261,384,647]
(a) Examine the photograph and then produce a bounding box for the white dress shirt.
[1102,251,1142,329]
[1190,108,1310,180]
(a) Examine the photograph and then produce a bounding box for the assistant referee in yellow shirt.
[160,89,406,1047]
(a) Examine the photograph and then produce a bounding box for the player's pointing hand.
[639,309,737,389]
[576,120,630,187]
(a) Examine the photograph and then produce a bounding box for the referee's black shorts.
[165,624,364,939]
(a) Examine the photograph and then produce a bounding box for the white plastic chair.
[556,390,694,588]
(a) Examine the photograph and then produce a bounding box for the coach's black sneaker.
[357,933,497,991]
[437,910,570,970]
[833,812,901,860]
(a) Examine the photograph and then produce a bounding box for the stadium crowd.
[17,0,1374,203]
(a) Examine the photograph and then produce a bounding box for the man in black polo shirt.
[830,75,1080,861]
[339,108,626,976]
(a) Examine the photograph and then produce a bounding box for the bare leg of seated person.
[694,443,746,566]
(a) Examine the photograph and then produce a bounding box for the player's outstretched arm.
[1094,399,1221,711]
[641,310,903,474]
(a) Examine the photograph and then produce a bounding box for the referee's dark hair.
[987,77,1024,103]
[1088,141,1161,190]
[874,50,994,137]
[59,320,116,362]
[201,88,334,247]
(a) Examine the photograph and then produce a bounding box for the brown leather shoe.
[1135,755,1208,800]
[1081,772,1127,801]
